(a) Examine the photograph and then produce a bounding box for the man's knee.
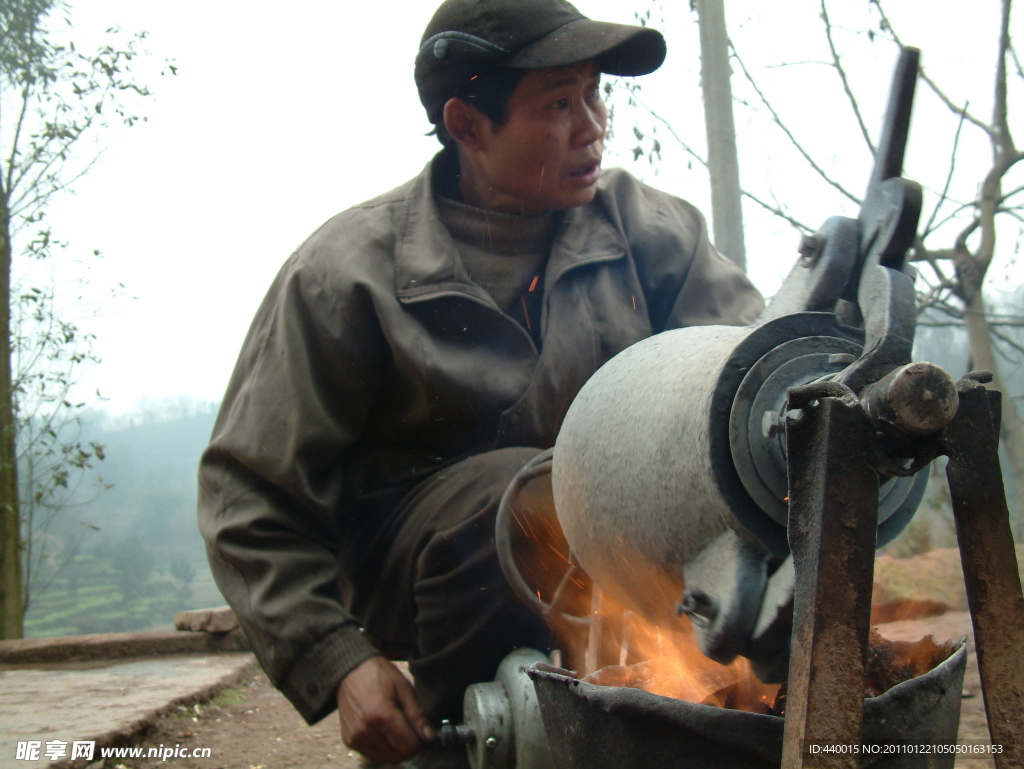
[353,447,544,646]
[400,446,543,534]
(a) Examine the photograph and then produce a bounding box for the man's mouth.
[568,161,601,184]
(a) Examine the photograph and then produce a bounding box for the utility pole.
[695,0,746,271]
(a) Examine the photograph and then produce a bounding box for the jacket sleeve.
[601,170,764,331]
[661,206,764,330]
[198,250,383,724]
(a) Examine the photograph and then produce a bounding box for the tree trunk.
[0,197,22,639]
[695,0,747,270]
[962,291,1024,536]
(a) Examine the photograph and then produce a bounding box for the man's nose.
[574,100,606,148]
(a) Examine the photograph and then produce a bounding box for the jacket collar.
[394,151,627,303]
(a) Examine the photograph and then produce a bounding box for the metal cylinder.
[462,648,555,769]
[553,324,751,626]
[550,314,925,637]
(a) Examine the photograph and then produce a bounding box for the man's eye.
[551,98,570,109]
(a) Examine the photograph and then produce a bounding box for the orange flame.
[507,479,781,712]
[578,588,782,712]
[507,475,956,715]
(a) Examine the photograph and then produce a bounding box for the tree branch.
[923,103,968,237]
[918,319,1024,328]
[997,206,1024,225]
[994,0,1015,157]
[4,80,36,199]
[729,42,864,205]
[990,324,1024,357]
[924,199,980,236]
[1010,41,1024,82]
[870,0,994,137]
[911,243,957,290]
[745,190,815,232]
[1001,182,1024,204]
[635,96,815,232]
[820,0,876,156]
[921,71,996,138]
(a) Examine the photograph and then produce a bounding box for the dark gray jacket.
[198,156,763,723]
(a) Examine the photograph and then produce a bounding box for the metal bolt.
[485,737,498,750]
[798,233,824,263]
[676,588,719,628]
[438,720,475,748]
[762,410,784,439]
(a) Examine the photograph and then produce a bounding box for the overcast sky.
[22,0,1021,414]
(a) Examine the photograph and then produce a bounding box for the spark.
[510,507,540,540]
[528,275,539,292]
[544,539,566,560]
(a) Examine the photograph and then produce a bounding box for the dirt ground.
[110,666,365,769]
[111,614,991,769]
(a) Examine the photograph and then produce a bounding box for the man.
[198,1,763,767]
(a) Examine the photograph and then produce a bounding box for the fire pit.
[528,640,966,769]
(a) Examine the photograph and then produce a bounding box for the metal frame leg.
[781,389,879,769]
[943,381,1024,768]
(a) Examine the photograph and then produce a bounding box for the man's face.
[467,61,607,214]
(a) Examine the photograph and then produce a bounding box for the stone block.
[174,605,239,634]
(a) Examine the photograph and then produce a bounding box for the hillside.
[23,403,225,637]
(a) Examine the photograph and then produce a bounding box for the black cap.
[415,0,667,125]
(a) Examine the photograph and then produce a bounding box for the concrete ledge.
[52,656,259,769]
[2,652,257,769]
[0,628,250,665]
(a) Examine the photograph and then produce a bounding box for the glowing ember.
[864,629,958,697]
[584,657,783,712]
[582,627,958,716]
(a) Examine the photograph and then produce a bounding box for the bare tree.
[1,0,163,637]
[877,0,1024,530]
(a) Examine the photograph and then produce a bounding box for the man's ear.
[443,98,486,153]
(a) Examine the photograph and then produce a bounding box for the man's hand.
[338,656,435,764]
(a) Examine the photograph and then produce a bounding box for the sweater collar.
[394,151,626,302]
[435,194,558,256]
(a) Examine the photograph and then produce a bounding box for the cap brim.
[503,18,666,76]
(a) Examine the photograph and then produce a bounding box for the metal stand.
[943,379,1024,767]
[781,385,879,769]
[780,374,1024,769]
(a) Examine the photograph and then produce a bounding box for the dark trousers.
[348,447,552,723]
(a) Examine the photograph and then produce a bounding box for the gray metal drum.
[552,323,753,626]
[550,312,926,635]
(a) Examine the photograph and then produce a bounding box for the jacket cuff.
[280,624,382,724]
